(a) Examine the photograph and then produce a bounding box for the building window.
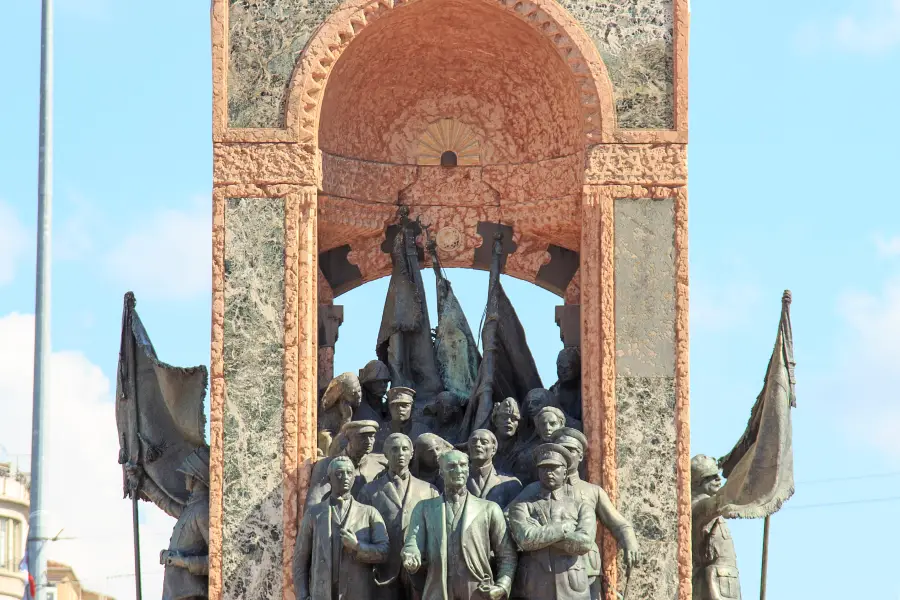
[0,516,23,571]
[46,587,57,600]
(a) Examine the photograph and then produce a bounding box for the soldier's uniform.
[691,456,741,600]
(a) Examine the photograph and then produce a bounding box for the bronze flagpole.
[122,293,144,600]
[759,515,771,600]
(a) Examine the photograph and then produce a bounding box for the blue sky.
[1,1,899,599]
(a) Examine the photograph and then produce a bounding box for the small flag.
[19,554,35,600]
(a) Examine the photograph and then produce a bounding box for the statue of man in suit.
[466,429,522,509]
[359,433,440,600]
[401,450,518,600]
[507,444,597,600]
[307,421,388,506]
[551,428,641,599]
[294,456,390,600]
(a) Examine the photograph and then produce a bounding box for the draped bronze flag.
[115,292,208,505]
[717,291,797,519]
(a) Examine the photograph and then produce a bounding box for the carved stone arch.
[283,0,617,147]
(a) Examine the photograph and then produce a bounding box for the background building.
[0,462,28,600]
[46,562,114,600]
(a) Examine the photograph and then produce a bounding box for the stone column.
[317,304,344,396]
[210,186,319,600]
[579,186,619,597]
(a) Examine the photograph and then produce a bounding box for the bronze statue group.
[301,355,642,600]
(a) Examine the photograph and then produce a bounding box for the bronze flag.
[717,290,797,519]
[115,292,208,505]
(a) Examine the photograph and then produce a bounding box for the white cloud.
[691,280,762,332]
[0,313,173,600]
[875,233,900,258]
[0,200,28,286]
[796,0,900,55]
[835,276,900,459]
[105,197,211,302]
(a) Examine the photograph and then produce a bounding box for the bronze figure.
[357,360,392,425]
[359,433,440,600]
[422,391,469,443]
[295,456,390,600]
[691,454,742,600]
[466,429,523,509]
[401,450,517,600]
[318,372,363,457]
[552,428,641,598]
[507,444,596,600]
[411,433,455,493]
[307,421,388,506]
[550,348,582,422]
[125,447,210,600]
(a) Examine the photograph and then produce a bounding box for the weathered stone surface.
[615,376,678,600]
[614,197,676,377]
[226,0,673,131]
[223,197,286,600]
[560,0,674,129]
[228,0,342,128]
[614,196,677,600]
[585,144,686,185]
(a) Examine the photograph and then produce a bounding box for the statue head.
[414,433,454,471]
[468,429,497,465]
[556,347,581,383]
[321,372,362,412]
[534,406,566,442]
[359,360,391,399]
[523,388,556,421]
[387,387,415,424]
[328,455,356,497]
[383,433,414,475]
[177,446,210,494]
[438,450,470,490]
[491,398,521,439]
[425,391,467,424]
[534,443,574,491]
[691,454,723,497]
[342,420,379,459]
[551,427,587,471]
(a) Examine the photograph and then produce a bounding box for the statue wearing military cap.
[125,446,211,600]
[551,427,641,598]
[691,454,742,600]
[306,420,388,507]
[376,387,424,448]
[507,443,597,600]
[356,360,392,426]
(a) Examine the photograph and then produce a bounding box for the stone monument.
[208,0,690,598]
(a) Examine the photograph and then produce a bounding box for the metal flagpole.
[759,515,771,600]
[28,1,53,600]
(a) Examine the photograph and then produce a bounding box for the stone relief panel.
[226,0,674,131]
[222,197,287,600]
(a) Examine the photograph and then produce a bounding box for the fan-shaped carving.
[416,119,482,166]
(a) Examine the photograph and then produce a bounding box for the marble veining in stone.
[228,0,343,128]
[614,196,678,600]
[560,0,674,128]
[226,0,674,130]
[615,376,678,600]
[223,197,286,600]
[614,197,675,377]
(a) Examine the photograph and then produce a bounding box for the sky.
[0,1,899,599]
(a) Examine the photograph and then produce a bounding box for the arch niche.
[294,0,617,299]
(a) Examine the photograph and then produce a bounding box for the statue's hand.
[559,520,575,536]
[401,550,421,573]
[623,547,642,570]
[339,528,360,551]
[486,585,507,600]
[124,462,144,493]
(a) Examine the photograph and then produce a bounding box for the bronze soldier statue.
[691,454,742,600]
[125,447,210,600]
[294,456,390,600]
[552,428,641,599]
[507,444,596,600]
[550,348,582,422]
[401,450,518,600]
[307,421,388,506]
[318,372,363,457]
[377,387,427,449]
[359,433,440,600]
[357,360,392,425]
[466,429,523,509]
